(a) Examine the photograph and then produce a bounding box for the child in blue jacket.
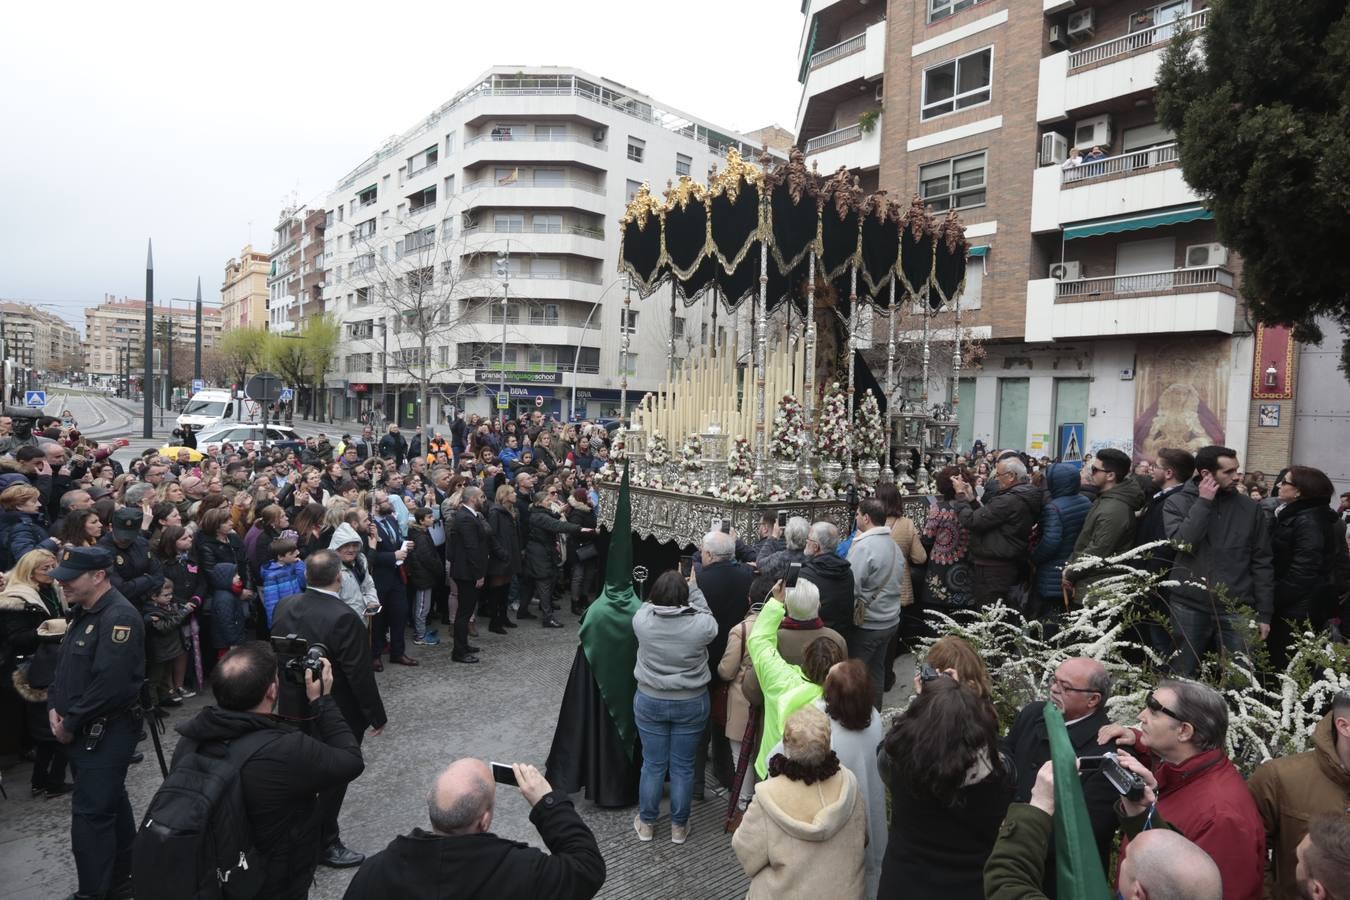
[260,538,306,628]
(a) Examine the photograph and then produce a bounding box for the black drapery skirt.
[545,645,641,808]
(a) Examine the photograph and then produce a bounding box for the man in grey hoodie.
[845,499,903,709]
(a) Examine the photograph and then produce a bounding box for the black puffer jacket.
[486,504,520,582]
[802,551,855,635]
[1272,499,1339,616]
[952,481,1045,561]
[524,504,582,581]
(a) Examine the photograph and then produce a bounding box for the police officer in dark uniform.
[96,507,164,611]
[46,546,145,900]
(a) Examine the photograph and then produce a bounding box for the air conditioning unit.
[874,84,884,102]
[1049,261,1082,281]
[1074,114,1112,149]
[1186,243,1228,267]
[1067,8,1096,38]
[592,128,607,143]
[1040,132,1070,166]
[1049,24,1069,50]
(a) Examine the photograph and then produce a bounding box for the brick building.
[83,296,222,379]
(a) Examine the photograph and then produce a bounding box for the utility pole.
[194,276,203,381]
[165,303,174,424]
[143,240,154,438]
[496,243,510,424]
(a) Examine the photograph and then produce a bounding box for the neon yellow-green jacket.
[746,597,823,778]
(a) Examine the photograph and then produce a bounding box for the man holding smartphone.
[1162,445,1274,676]
[344,759,605,899]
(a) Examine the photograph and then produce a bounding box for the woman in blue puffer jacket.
[1029,462,1091,623]
[0,484,56,570]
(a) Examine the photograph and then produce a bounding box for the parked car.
[195,423,305,452]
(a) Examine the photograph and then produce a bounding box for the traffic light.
[494,250,509,279]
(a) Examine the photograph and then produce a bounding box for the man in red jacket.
[1099,678,1265,900]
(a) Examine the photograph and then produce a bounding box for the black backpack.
[132,729,281,899]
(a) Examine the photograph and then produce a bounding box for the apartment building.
[794,0,1275,467]
[83,296,222,378]
[221,245,270,331]
[267,208,327,332]
[321,66,771,425]
[0,301,82,374]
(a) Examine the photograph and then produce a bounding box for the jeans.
[1169,601,1249,676]
[633,689,710,827]
[68,714,139,895]
[729,738,756,809]
[849,625,898,710]
[410,587,433,639]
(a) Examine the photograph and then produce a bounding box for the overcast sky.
[0,1,803,332]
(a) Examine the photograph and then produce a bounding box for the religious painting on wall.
[1132,337,1230,463]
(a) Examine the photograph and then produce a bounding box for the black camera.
[1080,753,1147,802]
[271,635,327,718]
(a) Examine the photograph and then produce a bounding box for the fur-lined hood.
[0,581,51,612]
[11,666,45,702]
[567,496,592,512]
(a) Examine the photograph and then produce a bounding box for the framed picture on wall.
[1258,404,1280,428]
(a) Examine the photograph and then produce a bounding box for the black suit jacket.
[272,588,387,732]
[1000,701,1118,894]
[449,506,491,583]
[693,559,754,675]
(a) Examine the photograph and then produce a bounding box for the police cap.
[51,546,115,581]
[111,507,142,543]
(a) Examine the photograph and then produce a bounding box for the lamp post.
[495,244,510,423]
[143,240,153,438]
[194,276,203,381]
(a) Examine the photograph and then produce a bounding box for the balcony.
[796,20,886,136]
[1030,152,1200,234]
[1024,266,1237,340]
[1038,8,1208,122]
[460,227,607,259]
[804,116,881,174]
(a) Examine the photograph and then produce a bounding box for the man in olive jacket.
[1065,448,1147,595]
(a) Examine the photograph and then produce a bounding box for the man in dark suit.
[370,493,417,667]
[999,656,1119,897]
[692,529,754,795]
[378,424,408,470]
[449,485,492,663]
[272,549,388,870]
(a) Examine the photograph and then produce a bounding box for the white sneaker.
[633,815,653,842]
[671,823,689,845]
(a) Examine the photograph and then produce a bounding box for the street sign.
[495,391,510,410]
[191,379,205,393]
[535,395,544,408]
[24,391,46,408]
[278,388,294,403]
[244,372,282,404]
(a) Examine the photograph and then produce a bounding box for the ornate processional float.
[596,148,971,545]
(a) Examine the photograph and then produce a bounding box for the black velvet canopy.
[618,147,970,314]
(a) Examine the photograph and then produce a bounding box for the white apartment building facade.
[321,66,768,426]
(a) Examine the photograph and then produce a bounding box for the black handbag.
[575,543,599,563]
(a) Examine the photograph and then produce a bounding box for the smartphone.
[720,518,732,534]
[919,663,943,683]
[678,555,694,578]
[776,510,788,528]
[490,762,518,786]
[710,516,723,533]
[784,561,803,589]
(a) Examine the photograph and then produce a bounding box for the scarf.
[780,616,825,630]
[768,750,841,784]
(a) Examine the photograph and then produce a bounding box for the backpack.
[132,729,281,899]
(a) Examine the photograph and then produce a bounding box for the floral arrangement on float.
[680,434,704,471]
[855,389,885,462]
[727,436,753,477]
[817,383,851,463]
[645,432,669,467]
[769,395,806,461]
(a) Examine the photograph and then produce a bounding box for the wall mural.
[1132,337,1230,463]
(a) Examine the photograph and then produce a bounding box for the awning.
[1064,206,1212,240]
[968,244,990,258]
[359,184,376,195]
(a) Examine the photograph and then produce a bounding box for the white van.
[176,389,235,431]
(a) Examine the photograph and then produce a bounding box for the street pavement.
[0,391,917,898]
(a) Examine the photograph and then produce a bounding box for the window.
[438,345,450,366]
[353,219,376,242]
[445,130,456,152]
[960,253,984,310]
[536,124,567,141]
[533,168,565,187]
[407,186,436,213]
[919,151,987,212]
[531,257,562,279]
[627,136,645,163]
[490,124,517,141]
[408,145,438,174]
[494,214,524,233]
[921,48,992,120]
[350,320,374,339]
[674,317,686,340]
[928,0,988,22]
[620,309,639,334]
[675,153,692,177]
[358,185,377,206]
[351,253,375,274]
[400,228,435,257]
[489,303,522,324]
[443,174,455,197]
[529,303,560,326]
[532,214,562,233]
[626,179,642,202]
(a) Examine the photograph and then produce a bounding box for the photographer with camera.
[138,641,364,900]
[985,757,1222,899]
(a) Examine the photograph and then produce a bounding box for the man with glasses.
[949,456,1044,607]
[1099,678,1265,899]
[801,521,855,637]
[1064,448,1147,598]
[1162,445,1274,675]
[1001,657,1120,894]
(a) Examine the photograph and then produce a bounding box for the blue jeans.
[1169,601,1249,676]
[634,689,709,827]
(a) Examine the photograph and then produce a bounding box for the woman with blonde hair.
[0,548,69,797]
[0,484,52,569]
[920,634,994,703]
[485,483,520,632]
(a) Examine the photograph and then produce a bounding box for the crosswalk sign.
[24,391,46,408]
[191,379,205,393]
[496,391,510,410]
[278,388,294,403]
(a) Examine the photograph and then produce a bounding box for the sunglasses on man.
[1145,691,1184,722]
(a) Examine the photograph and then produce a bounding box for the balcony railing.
[460,177,606,195]
[464,132,607,151]
[1056,266,1235,299]
[407,160,439,178]
[1061,142,1180,186]
[462,224,605,239]
[805,123,862,155]
[809,32,866,70]
[1069,8,1209,70]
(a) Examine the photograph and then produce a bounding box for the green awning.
[360,184,376,195]
[1064,206,1212,240]
[968,244,990,257]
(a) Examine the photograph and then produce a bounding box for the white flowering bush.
[855,389,885,462]
[770,395,806,461]
[909,542,1350,774]
[817,383,850,463]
